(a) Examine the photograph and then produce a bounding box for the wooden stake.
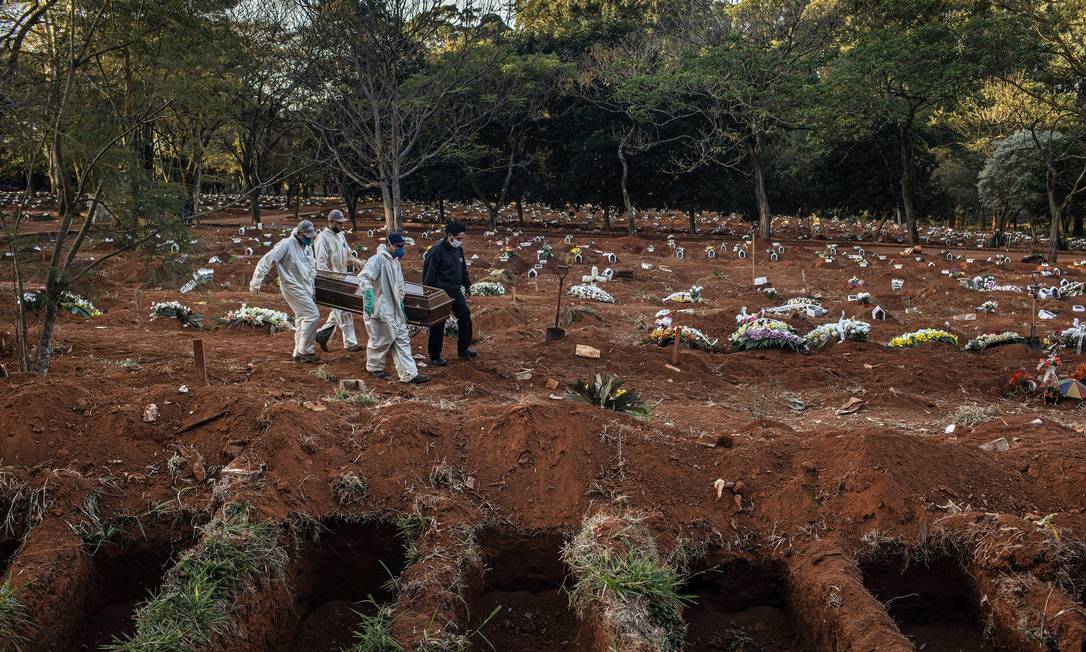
[511,285,517,303]
[193,339,208,386]
[751,231,756,286]
[134,290,141,312]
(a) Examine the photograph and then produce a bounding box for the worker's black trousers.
[428,291,472,360]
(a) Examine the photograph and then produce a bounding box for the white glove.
[249,284,260,295]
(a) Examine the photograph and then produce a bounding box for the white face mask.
[450,237,463,249]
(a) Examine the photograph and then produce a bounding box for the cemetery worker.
[249,219,321,363]
[360,233,430,384]
[423,220,477,366]
[314,209,364,352]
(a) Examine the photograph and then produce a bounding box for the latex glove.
[249,283,260,295]
[363,288,375,316]
[400,298,407,319]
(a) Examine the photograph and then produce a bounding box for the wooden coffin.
[315,271,453,327]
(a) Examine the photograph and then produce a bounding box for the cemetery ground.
[2,200,1086,651]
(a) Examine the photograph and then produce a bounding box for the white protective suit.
[360,243,419,382]
[249,229,319,357]
[314,227,360,348]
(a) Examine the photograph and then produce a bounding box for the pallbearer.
[423,220,478,365]
[360,233,430,384]
[314,209,365,352]
[249,220,321,363]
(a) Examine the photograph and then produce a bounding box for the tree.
[828,0,1000,244]
[297,0,510,232]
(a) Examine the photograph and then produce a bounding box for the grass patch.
[331,473,369,506]
[344,597,402,652]
[949,403,998,427]
[312,365,337,384]
[566,373,651,420]
[327,387,380,407]
[563,511,690,651]
[0,580,29,650]
[106,503,286,651]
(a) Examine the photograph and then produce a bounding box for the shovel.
[546,264,570,341]
[1024,287,1042,353]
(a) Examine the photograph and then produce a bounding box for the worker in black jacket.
[423,221,478,365]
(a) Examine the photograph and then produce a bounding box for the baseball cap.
[297,220,317,237]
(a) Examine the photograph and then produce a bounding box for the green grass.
[343,597,402,652]
[312,365,337,384]
[563,512,691,651]
[327,387,380,407]
[105,503,286,651]
[0,580,30,651]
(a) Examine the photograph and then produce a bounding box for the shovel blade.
[1024,337,1042,353]
[546,328,566,341]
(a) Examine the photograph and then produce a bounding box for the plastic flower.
[469,281,507,296]
[965,332,1023,352]
[887,328,958,349]
[568,284,615,303]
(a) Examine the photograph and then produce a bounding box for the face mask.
[301,236,312,247]
[331,224,341,233]
[450,237,462,249]
[393,246,405,258]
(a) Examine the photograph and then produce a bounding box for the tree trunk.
[1075,211,1083,238]
[346,192,359,230]
[872,211,890,242]
[749,137,771,240]
[380,178,394,232]
[516,195,523,225]
[603,205,611,231]
[391,174,403,232]
[438,197,445,223]
[618,143,635,235]
[488,204,498,230]
[898,125,919,244]
[1047,165,1061,264]
[249,187,261,226]
[688,208,697,234]
[34,293,60,374]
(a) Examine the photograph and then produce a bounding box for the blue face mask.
[301,236,313,247]
[393,246,405,258]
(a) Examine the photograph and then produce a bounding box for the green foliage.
[343,598,402,652]
[106,503,287,651]
[566,373,651,419]
[0,580,30,651]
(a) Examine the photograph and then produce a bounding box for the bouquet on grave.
[444,316,459,337]
[804,319,870,350]
[887,328,958,349]
[149,300,204,329]
[645,325,719,351]
[729,317,806,352]
[960,275,997,291]
[569,246,582,257]
[218,304,293,334]
[21,290,102,317]
[469,281,506,296]
[538,244,554,260]
[566,372,650,419]
[1047,321,1086,350]
[662,285,703,304]
[964,331,1023,352]
[976,300,998,313]
[568,284,615,303]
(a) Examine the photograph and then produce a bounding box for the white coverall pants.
[283,287,320,357]
[320,309,358,348]
[364,316,418,381]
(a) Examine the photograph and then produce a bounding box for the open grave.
[466,530,585,651]
[287,520,407,651]
[71,517,198,650]
[859,552,999,651]
[682,557,804,651]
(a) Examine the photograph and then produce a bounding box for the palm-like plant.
[566,373,650,419]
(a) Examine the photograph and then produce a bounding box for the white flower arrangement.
[763,287,778,299]
[730,318,805,352]
[804,319,871,350]
[856,292,871,304]
[976,300,998,313]
[150,300,203,329]
[568,284,615,303]
[662,285,703,304]
[444,316,459,337]
[220,304,293,334]
[21,290,102,317]
[469,281,507,296]
[964,331,1023,352]
[646,325,718,351]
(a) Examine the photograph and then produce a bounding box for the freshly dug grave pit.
[465,530,585,651]
[682,557,803,651]
[71,518,198,650]
[0,538,19,575]
[860,553,999,651]
[287,520,406,651]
